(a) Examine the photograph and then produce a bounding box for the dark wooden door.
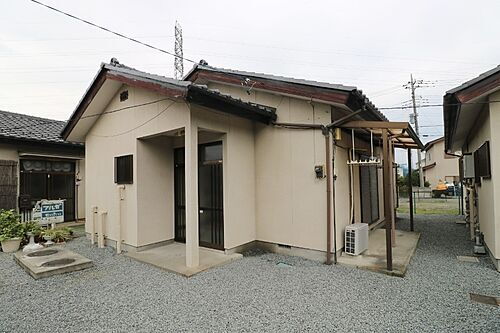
[174,142,224,249]
[0,160,18,210]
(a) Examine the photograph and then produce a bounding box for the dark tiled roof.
[186,64,356,92]
[446,65,500,94]
[184,63,388,121]
[0,110,80,145]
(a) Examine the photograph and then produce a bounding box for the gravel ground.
[1,215,499,332]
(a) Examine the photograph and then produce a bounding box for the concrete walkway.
[126,242,242,277]
[338,228,420,276]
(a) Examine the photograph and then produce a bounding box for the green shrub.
[22,221,44,244]
[0,209,23,241]
[42,227,73,243]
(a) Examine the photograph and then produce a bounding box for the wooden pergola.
[338,120,424,271]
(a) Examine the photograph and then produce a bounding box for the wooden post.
[382,129,393,271]
[389,140,396,246]
[408,149,414,231]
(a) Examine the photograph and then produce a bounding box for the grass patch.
[397,198,460,215]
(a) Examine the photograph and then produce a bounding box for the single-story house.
[422,136,459,188]
[62,59,422,270]
[443,64,500,271]
[0,110,85,222]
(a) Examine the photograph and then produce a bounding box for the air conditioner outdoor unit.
[463,154,474,179]
[345,223,369,255]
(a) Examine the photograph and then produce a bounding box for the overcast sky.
[1,0,499,163]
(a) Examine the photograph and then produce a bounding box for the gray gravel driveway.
[1,215,499,332]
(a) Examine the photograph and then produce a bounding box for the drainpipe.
[117,185,125,254]
[325,130,333,265]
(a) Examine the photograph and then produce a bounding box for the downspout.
[326,130,338,265]
[325,130,333,265]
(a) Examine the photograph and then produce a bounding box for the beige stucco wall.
[423,140,459,188]
[463,94,498,260]
[0,143,19,161]
[205,83,384,253]
[85,85,190,247]
[83,79,388,255]
[84,84,257,250]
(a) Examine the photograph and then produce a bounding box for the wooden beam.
[408,149,414,232]
[382,129,393,271]
[341,120,409,130]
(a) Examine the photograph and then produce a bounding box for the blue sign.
[40,201,65,223]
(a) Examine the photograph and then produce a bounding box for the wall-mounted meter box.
[314,165,325,179]
[463,154,474,179]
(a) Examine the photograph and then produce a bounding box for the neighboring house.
[422,136,459,188]
[443,65,500,271]
[62,59,421,269]
[0,110,85,222]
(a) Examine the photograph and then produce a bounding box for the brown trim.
[422,162,436,171]
[105,73,187,99]
[61,67,108,140]
[456,73,500,103]
[193,71,351,105]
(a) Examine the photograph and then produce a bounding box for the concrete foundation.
[126,242,242,277]
[338,228,420,277]
[14,247,93,280]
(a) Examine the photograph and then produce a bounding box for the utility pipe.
[98,211,107,249]
[117,185,125,254]
[91,206,98,245]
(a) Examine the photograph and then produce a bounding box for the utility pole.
[174,21,184,80]
[405,74,424,188]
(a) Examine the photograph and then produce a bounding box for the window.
[115,155,133,184]
[200,142,222,164]
[474,141,491,180]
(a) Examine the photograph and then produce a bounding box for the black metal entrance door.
[174,142,224,249]
[19,159,76,221]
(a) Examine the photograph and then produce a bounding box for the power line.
[379,100,500,110]
[80,98,172,120]
[90,100,179,137]
[28,0,198,65]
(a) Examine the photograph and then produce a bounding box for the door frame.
[173,141,224,250]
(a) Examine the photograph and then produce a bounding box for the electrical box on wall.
[315,165,325,179]
[463,154,474,179]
